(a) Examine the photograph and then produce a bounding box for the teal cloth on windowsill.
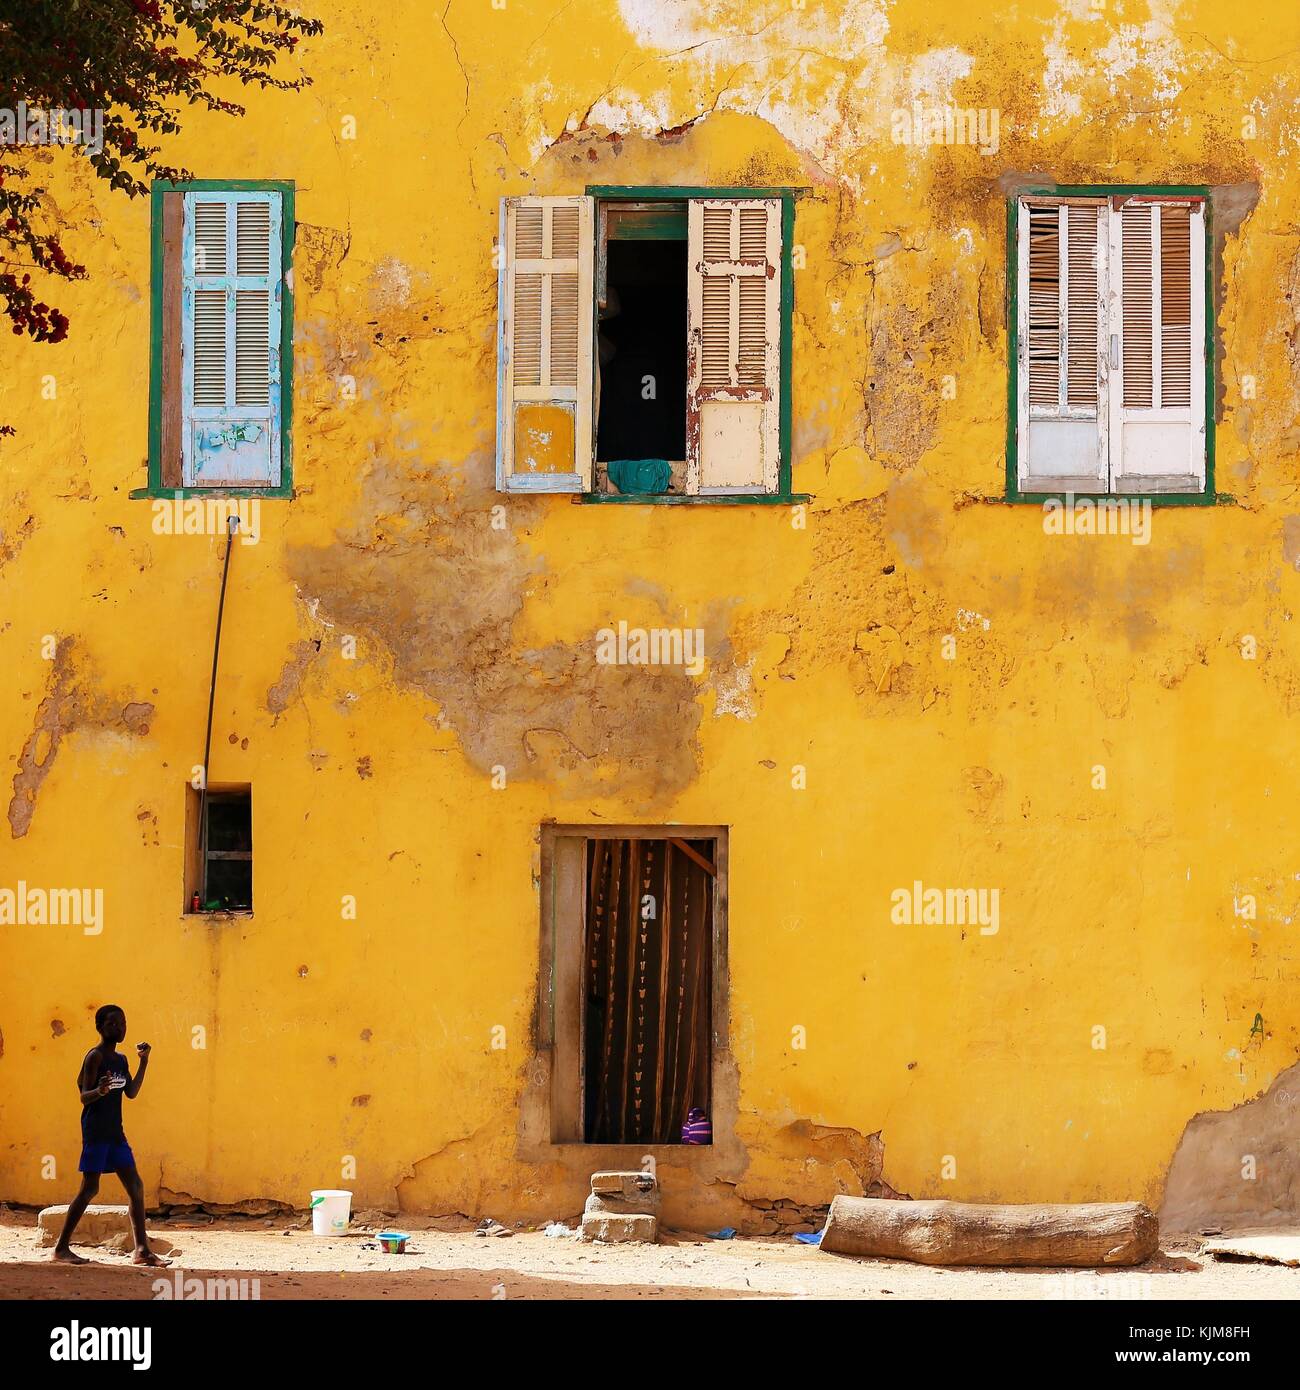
[606,458,672,495]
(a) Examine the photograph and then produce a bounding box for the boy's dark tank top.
[81,1051,129,1143]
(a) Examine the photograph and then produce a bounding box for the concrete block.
[590,1171,658,1203]
[579,1211,658,1244]
[584,1189,661,1217]
[36,1204,174,1255]
[37,1204,129,1247]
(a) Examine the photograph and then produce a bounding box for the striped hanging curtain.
[584,838,713,1144]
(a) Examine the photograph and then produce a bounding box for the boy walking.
[53,1004,168,1266]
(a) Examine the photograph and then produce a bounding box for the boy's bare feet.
[52,1246,89,1265]
[132,1248,170,1267]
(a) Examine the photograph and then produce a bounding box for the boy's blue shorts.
[79,1140,135,1173]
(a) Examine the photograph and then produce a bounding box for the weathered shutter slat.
[511,273,543,387]
[236,201,271,275]
[1159,204,1192,409]
[496,196,594,492]
[1026,203,1061,408]
[192,290,227,406]
[1064,206,1100,408]
[686,197,782,494]
[1016,198,1107,491]
[235,291,271,407]
[1121,204,1155,409]
[193,200,227,275]
[549,267,580,386]
[700,277,730,388]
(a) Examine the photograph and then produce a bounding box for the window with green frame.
[137,180,295,500]
[1007,187,1214,503]
[494,187,801,504]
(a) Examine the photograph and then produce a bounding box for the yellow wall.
[3,0,1299,1229]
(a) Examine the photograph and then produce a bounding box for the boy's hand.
[136,1042,151,1059]
[96,1074,113,1096]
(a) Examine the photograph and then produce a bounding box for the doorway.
[537,825,727,1149]
[583,837,714,1144]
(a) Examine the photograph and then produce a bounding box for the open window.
[497,192,791,499]
[1011,191,1209,498]
[595,202,688,483]
[539,826,728,1146]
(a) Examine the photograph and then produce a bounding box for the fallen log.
[820,1197,1158,1267]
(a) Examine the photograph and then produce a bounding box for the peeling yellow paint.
[514,404,575,474]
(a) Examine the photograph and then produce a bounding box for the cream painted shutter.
[496,196,594,492]
[1016,199,1107,492]
[181,191,283,487]
[686,198,781,494]
[1108,197,1206,492]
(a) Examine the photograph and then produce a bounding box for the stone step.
[579,1212,658,1244]
[584,1190,661,1217]
[37,1204,131,1247]
[590,1170,657,1200]
[36,1204,174,1256]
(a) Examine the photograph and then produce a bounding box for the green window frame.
[134,179,296,500]
[1005,183,1218,508]
[580,185,806,506]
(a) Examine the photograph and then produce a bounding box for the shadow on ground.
[0,1261,779,1301]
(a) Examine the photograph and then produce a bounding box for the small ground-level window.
[185,784,252,913]
[1010,189,1210,499]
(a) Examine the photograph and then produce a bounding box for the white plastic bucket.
[310,1189,352,1235]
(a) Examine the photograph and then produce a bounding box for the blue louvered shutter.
[181,191,283,487]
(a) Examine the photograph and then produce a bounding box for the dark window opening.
[186,786,252,912]
[596,239,688,466]
[583,837,713,1144]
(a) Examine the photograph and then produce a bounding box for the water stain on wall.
[285,456,704,802]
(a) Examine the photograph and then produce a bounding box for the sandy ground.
[0,1209,1297,1300]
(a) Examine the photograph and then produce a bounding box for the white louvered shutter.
[686,198,782,494]
[1016,199,1107,492]
[496,196,594,492]
[1108,197,1206,491]
[181,191,283,487]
